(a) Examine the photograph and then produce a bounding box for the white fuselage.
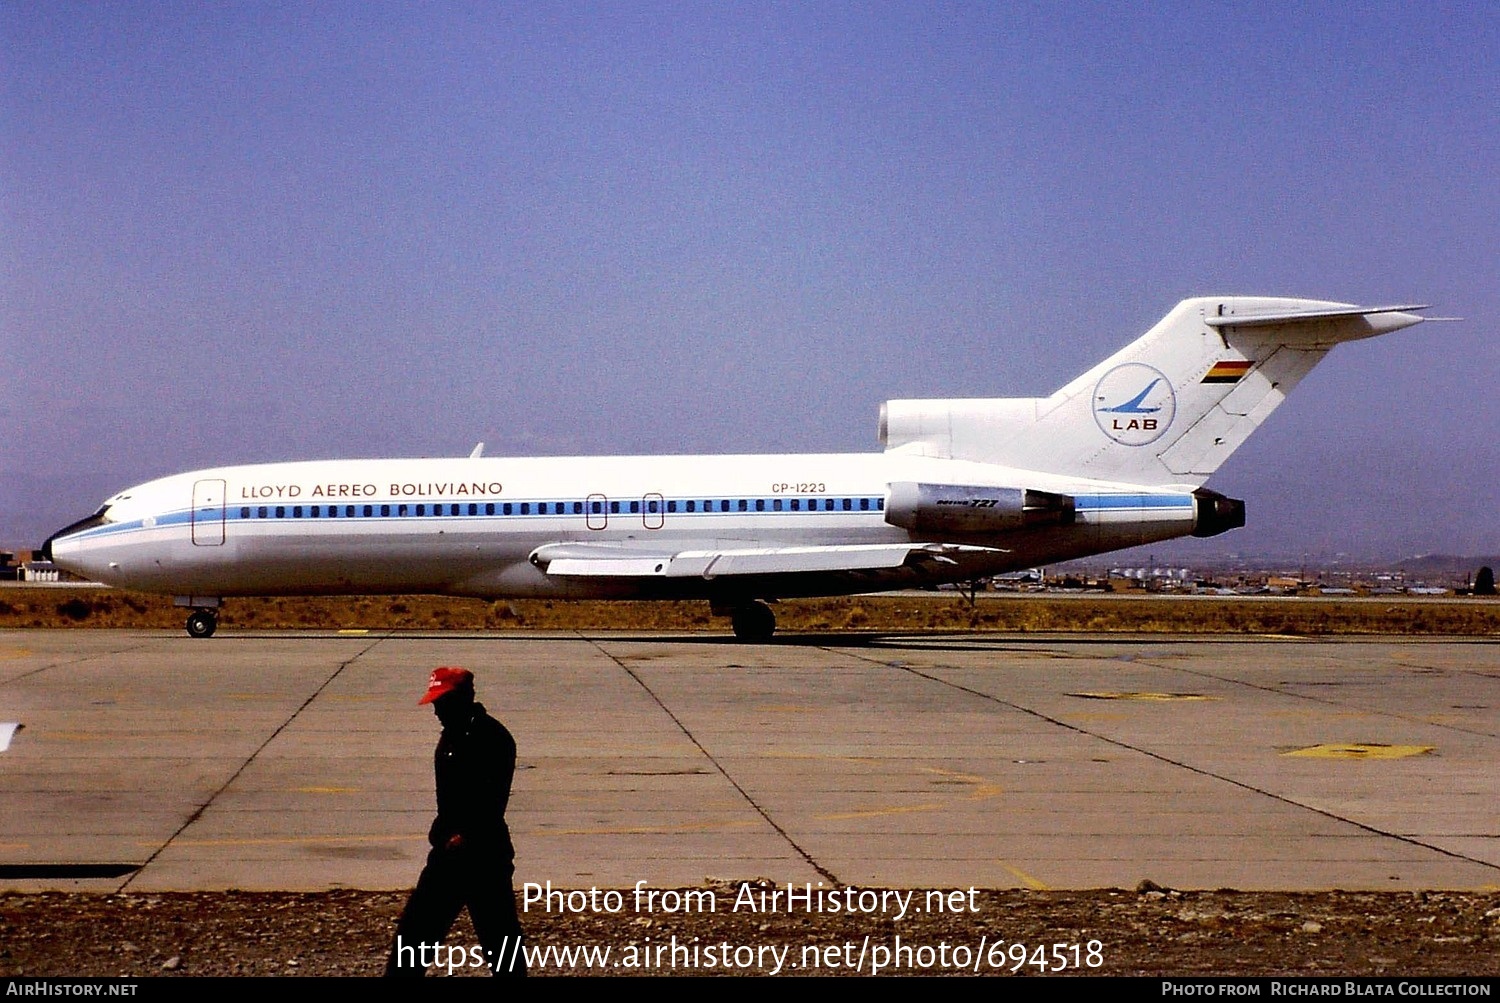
[47,451,1199,601]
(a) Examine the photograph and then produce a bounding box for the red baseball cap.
[418,666,474,705]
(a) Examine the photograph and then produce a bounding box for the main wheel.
[730,601,776,641]
[186,610,218,638]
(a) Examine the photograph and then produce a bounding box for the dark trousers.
[384,844,527,977]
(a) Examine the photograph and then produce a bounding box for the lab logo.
[1093,363,1176,446]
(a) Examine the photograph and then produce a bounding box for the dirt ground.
[2,887,1498,977]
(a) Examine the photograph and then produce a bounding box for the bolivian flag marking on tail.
[1202,359,1253,384]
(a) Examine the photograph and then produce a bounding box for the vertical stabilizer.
[880,297,1427,486]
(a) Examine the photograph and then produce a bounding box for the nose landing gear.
[175,597,222,638]
[185,609,218,638]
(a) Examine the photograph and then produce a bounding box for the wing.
[529,541,1004,580]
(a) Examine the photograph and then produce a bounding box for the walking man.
[385,666,526,976]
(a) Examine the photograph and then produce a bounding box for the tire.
[730,602,776,641]
[186,610,218,638]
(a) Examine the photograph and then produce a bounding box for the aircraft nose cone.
[40,507,112,572]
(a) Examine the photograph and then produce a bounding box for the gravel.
[3,887,1497,977]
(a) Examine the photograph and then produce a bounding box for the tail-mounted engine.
[885,482,1076,537]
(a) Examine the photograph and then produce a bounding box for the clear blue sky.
[4,3,1496,560]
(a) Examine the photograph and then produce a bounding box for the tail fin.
[880,297,1428,486]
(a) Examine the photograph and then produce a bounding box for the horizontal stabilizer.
[1204,304,1428,328]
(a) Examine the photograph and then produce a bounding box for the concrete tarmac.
[1,629,1496,893]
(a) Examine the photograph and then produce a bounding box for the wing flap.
[532,542,1001,580]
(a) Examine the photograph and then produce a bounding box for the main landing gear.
[729,601,776,642]
[185,609,218,638]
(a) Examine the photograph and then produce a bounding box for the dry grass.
[3,588,1498,635]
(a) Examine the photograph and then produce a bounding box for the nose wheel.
[185,609,218,638]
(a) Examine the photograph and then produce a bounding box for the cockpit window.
[51,506,114,537]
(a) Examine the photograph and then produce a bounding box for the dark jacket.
[428,701,516,856]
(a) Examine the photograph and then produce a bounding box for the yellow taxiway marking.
[337,629,370,634]
[1001,863,1050,890]
[921,766,1004,800]
[813,767,1003,821]
[759,754,1007,820]
[546,820,760,836]
[0,647,33,659]
[818,803,947,821]
[1069,691,1216,702]
[294,786,359,794]
[1283,743,1434,759]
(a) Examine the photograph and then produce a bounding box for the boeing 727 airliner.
[43,297,1429,639]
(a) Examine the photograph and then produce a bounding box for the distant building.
[20,559,61,582]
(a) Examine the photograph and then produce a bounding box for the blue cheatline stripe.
[1074,494,1193,510]
[64,492,1193,543]
[61,494,893,540]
